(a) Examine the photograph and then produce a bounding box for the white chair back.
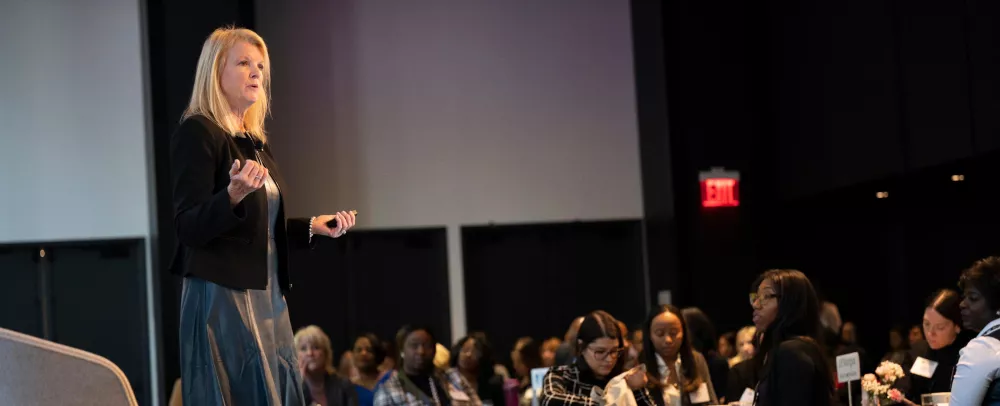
[0,327,138,406]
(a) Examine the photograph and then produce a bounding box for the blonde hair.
[182,26,271,141]
[294,325,335,375]
[736,326,757,345]
[729,325,757,366]
[433,343,450,372]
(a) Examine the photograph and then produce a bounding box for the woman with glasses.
[749,269,834,406]
[950,256,1000,405]
[894,289,971,405]
[448,333,506,406]
[641,305,718,406]
[539,310,651,406]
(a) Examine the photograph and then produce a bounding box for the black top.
[726,359,756,402]
[901,332,973,402]
[477,375,507,406]
[703,351,729,401]
[754,338,834,406]
[168,115,316,291]
[303,373,360,406]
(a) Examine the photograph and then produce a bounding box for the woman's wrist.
[227,185,242,207]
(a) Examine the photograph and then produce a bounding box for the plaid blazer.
[538,364,656,406]
[374,370,482,406]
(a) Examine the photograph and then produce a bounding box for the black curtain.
[633,0,1000,359]
[287,228,451,356]
[462,220,646,366]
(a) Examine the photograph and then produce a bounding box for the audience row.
[283,256,1000,406]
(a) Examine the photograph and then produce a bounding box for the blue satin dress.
[179,170,304,405]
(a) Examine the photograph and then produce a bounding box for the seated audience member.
[341,350,360,382]
[169,378,182,406]
[554,317,584,366]
[630,328,645,355]
[511,337,543,406]
[728,326,756,367]
[448,333,506,406]
[435,343,451,374]
[539,310,651,406]
[541,337,562,368]
[351,333,393,406]
[295,325,359,406]
[951,257,1000,405]
[897,289,972,404]
[617,320,639,369]
[681,307,728,401]
[645,305,719,405]
[380,340,399,377]
[375,325,481,406]
[821,304,869,406]
[725,326,758,403]
[841,321,858,346]
[627,328,644,373]
[718,331,737,360]
[881,325,913,366]
[909,325,925,348]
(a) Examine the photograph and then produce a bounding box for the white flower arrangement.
[861,361,906,405]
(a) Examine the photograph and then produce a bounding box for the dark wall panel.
[50,242,150,406]
[462,221,645,365]
[769,0,903,197]
[0,248,41,337]
[967,0,1000,153]
[896,0,974,168]
[287,228,450,355]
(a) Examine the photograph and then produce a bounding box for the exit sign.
[699,168,740,208]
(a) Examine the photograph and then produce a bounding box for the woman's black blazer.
[168,114,315,291]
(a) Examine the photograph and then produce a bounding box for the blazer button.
[289,283,293,289]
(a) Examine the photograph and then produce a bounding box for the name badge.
[449,390,470,402]
[689,382,711,404]
[910,356,939,379]
[739,388,756,405]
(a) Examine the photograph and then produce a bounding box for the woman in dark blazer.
[749,269,835,406]
[171,27,355,405]
[895,289,972,404]
[295,326,359,406]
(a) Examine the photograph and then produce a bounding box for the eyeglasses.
[587,346,625,361]
[749,292,780,306]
